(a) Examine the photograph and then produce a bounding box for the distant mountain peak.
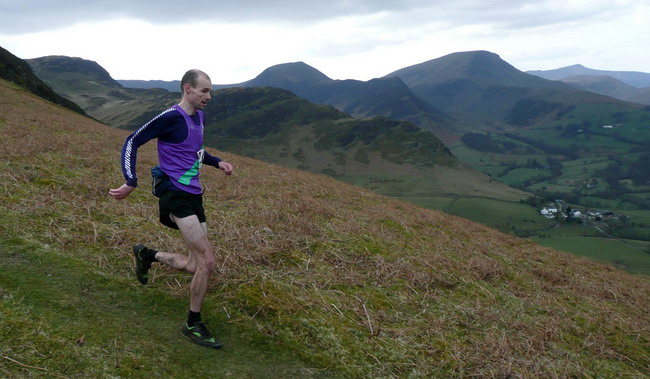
[454,50,501,59]
[249,61,332,86]
[564,64,587,69]
[384,49,560,89]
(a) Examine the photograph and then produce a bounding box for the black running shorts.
[159,190,206,230]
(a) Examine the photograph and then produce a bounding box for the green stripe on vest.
[178,159,201,185]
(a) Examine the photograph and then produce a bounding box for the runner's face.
[186,75,212,111]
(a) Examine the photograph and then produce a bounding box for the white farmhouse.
[541,207,558,218]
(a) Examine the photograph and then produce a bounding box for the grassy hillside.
[2,78,650,377]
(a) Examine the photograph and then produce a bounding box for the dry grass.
[1,78,649,378]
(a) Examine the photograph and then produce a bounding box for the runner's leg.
[168,214,216,312]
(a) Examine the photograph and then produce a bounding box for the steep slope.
[1,77,649,377]
[384,50,576,123]
[388,50,565,90]
[528,64,650,88]
[561,75,650,105]
[628,86,650,105]
[562,75,639,99]
[0,46,86,115]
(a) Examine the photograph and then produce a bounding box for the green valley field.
[402,196,650,276]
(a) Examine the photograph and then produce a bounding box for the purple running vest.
[157,105,205,194]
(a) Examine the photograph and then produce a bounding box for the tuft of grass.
[1,78,649,377]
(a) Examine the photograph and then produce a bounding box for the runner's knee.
[194,250,216,274]
[203,255,216,274]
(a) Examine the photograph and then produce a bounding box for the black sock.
[187,310,202,326]
[140,248,158,262]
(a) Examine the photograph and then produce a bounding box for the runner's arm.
[202,152,222,168]
[203,152,232,175]
[120,116,172,187]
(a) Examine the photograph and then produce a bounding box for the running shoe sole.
[133,244,152,285]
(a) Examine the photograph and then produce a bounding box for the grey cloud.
[0,0,631,39]
[0,0,424,34]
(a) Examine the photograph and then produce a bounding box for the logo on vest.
[197,148,205,169]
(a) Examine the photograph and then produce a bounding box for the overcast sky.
[1,0,648,83]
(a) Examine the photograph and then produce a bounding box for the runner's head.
[180,69,212,113]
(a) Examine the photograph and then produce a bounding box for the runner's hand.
[109,184,136,200]
[218,161,233,175]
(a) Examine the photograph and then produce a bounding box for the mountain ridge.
[384,50,586,123]
[118,61,452,132]
[116,51,650,131]
[528,64,650,88]
[237,61,453,131]
[387,51,569,90]
[28,55,120,87]
[26,55,179,128]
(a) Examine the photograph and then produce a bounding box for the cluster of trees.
[496,157,563,190]
[559,121,588,137]
[461,132,580,160]
[504,134,580,160]
[506,99,563,126]
[460,133,515,154]
[597,153,650,187]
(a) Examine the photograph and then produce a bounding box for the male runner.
[109,69,233,349]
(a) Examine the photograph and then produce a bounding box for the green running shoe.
[133,244,152,285]
[181,322,223,349]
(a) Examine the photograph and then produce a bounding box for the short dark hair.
[180,69,211,92]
